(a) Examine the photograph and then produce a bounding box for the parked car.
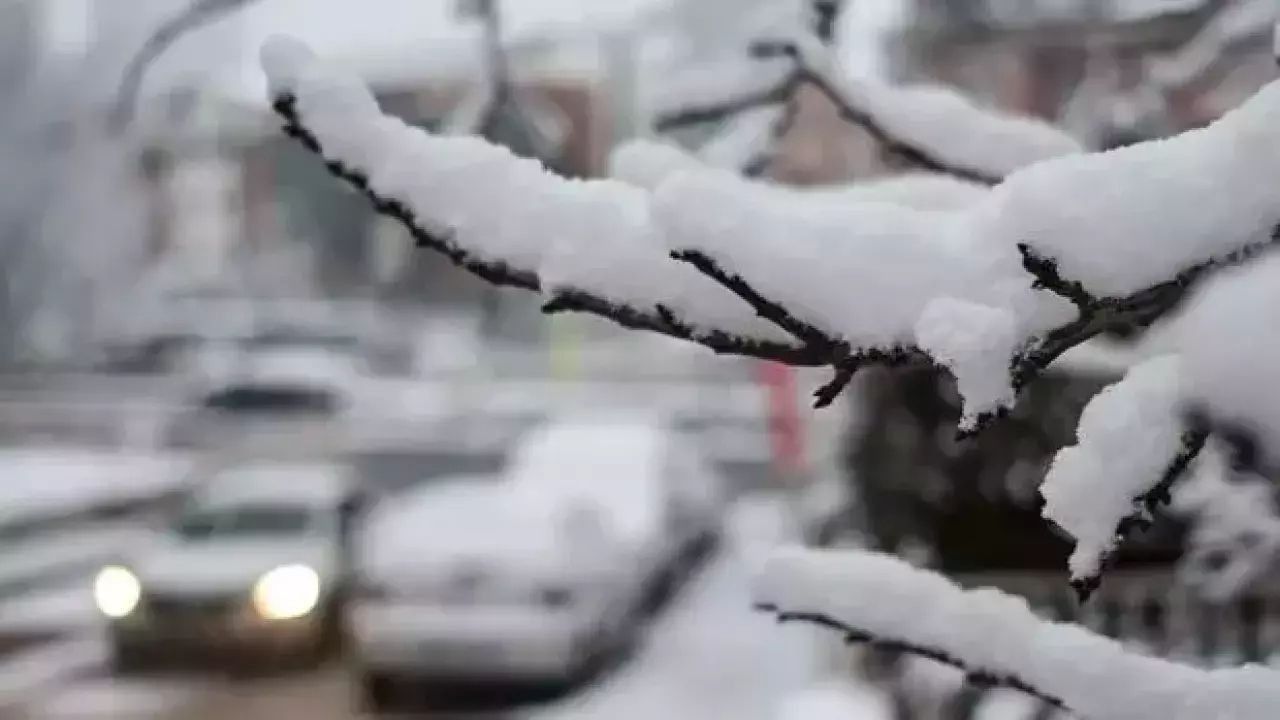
[191,327,368,414]
[505,416,728,595]
[95,462,369,669]
[346,417,727,710]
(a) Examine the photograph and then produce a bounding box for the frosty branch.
[271,92,824,367]
[265,29,1280,634]
[755,548,1280,720]
[755,603,1068,710]
[654,35,1009,185]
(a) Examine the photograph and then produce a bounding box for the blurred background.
[0,0,1276,718]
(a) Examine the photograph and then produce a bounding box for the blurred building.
[116,1,665,349]
[901,0,1275,140]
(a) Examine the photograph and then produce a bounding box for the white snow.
[833,73,1084,179]
[697,105,788,171]
[0,448,194,529]
[797,173,988,211]
[1040,355,1188,582]
[914,298,1020,427]
[609,140,988,211]
[505,417,671,550]
[357,478,570,584]
[771,678,893,720]
[262,36,791,348]
[1175,252,1280,471]
[260,37,1280,635]
[254,36,1098,422]
[755,547,1280,720]
[993,81,1280,298]
[649,57,792,131]
[974,689,1053,720]
[528,493,843,720]
[608,139,705,191]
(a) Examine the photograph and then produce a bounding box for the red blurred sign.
[756,360,805,480]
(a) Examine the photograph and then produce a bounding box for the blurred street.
[14,493,823,719]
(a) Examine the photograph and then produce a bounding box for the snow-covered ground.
[529,493,827,720]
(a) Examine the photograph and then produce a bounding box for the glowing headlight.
[94,566,142,619]
[252,564,321,621]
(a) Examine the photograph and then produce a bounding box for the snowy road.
[15,493,838,720]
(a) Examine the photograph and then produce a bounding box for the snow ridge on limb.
[755,547,1280,720]
[264,35,1280,420]
[263,37,1280,592]
[655,30,1081,184]
[1177,252,1280,478]
[260,36,823,367]
[1040,356,1208,600]
[748,37,1082,184]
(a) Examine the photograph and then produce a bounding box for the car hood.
[244,349,359,386]
[131,539,337,596]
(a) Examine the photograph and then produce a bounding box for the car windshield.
[173,505,314,541]
[243,331,358,352]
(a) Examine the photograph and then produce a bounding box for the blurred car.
[347,417,727,709]
[506,417,728,596]
[95,462,369,669]
[191,326,369,414]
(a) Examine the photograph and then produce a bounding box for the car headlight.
[252,564,321,621]
[94,566,142,619]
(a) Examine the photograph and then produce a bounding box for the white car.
[193,329,368,413]
[95,462,368,669]
[505,417,728,599]
[347,418,727,709]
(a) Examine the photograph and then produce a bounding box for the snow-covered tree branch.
[754,548,1280,720]
[254,11,1280,716]
[653,32,1081,184]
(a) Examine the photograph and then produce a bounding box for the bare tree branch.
[742,93,803,178]
[813,347,929,409]
[747,40,1006,186]
[754,603,1070,712]
[110,0,264,133]
[653,79,797,133]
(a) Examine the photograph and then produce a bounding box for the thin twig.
[654,80,796,132]
[670,249,840,353]
[755,603,1070,712]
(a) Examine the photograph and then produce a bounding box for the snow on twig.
[755,548,1280,720]
[1177,251,1280,477]
[263,37,1280,432]
[262,38,823,367]
[655,32,1081,184]
[1041,355,1208,600]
